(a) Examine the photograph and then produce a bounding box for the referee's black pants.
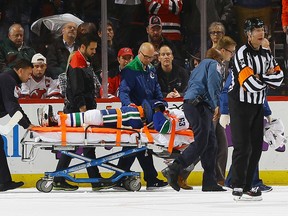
[176,102,218,187]
[229,97,263,191]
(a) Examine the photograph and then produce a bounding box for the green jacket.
[0,38,36,73]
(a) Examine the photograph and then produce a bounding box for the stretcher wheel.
[123,177,141,191]
[36,179,53,193]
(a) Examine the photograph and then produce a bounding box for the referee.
[228,18,284,201]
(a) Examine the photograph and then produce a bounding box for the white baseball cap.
[31,53,46,64]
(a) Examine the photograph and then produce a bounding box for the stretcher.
[21,124,194,193]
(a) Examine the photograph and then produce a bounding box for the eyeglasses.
[224,48,235,55]
[140,51,154,60]
[209,31,224,35]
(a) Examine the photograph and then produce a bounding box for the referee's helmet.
[244,18,264,35]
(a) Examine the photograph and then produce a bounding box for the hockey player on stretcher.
[37,100,189,135]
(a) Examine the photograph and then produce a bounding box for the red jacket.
[145,0,183,41]
[108,72,121,97]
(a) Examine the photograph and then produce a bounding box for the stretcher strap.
[168,118,176,153]
[137,106,154,143]
[115,108,122,146]
[59,112,67,146]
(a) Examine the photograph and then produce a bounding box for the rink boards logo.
[2,125,21,158]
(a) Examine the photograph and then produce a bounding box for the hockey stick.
[0,111,23,135]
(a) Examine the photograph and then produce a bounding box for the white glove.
[219,114,230,129]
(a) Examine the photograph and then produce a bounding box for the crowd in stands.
[0,0,285,100]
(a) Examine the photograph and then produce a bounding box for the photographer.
[163,48,225,192]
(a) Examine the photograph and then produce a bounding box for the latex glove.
[219,114,230,129]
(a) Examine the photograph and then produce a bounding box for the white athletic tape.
[0,111,23,135]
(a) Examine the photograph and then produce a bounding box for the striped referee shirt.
[229,43,284,104]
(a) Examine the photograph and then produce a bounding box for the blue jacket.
[184,58,222,110]
[220,71,272,116]
[119,56,165,107]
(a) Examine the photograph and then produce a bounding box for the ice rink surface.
[1,186,288,216]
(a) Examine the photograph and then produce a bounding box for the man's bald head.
[8,24,24,48]
[138,42,155,66]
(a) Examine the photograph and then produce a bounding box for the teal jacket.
[0,38,36,73]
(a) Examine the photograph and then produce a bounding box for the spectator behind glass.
[20,53,61,99]
[76,22,97,43]
[0,23,36,73]
[208,22,225,48]
[46,22,78,79]
[94,20,119,81]
[134,15,183,67]
[108,47,134,98]
[156,45,189,98]
[144,0,183,43]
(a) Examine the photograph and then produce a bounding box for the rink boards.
[2,98,288,187]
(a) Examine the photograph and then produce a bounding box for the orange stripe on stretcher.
[31,126,193,136]
[59,112,67,146]
[137,106,154,143]
[115,108,122,146]
[167,118,176,153]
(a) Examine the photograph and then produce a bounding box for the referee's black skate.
[233,187,262,201]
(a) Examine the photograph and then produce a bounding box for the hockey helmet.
[244,18,264,35]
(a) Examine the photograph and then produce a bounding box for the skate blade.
[233,195,263,201]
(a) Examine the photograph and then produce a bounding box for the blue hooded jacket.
[119,56,165,107]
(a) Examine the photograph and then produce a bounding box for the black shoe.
[52,181,79,191]
[202,184,227,192]
[0,181,24,191]
[92,182,117,191]
[146,179,168,190]
[162,162,182,191]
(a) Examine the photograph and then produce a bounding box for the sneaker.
[146,179,168,190]
[202,184,227,192]
[92,182,117,191]
[161,162,182,191]
[0,181,24,191]
[258,184,273,192]
[52,181,79,191]
[178,176,193,190]
[37,105,58,127]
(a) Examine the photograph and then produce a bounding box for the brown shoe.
[178,176,193,190]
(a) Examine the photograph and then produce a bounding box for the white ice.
[1,186,288,216]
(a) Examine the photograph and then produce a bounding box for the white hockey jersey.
[21,76,62,99]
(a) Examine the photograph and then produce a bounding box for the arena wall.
[3,98,288,187]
